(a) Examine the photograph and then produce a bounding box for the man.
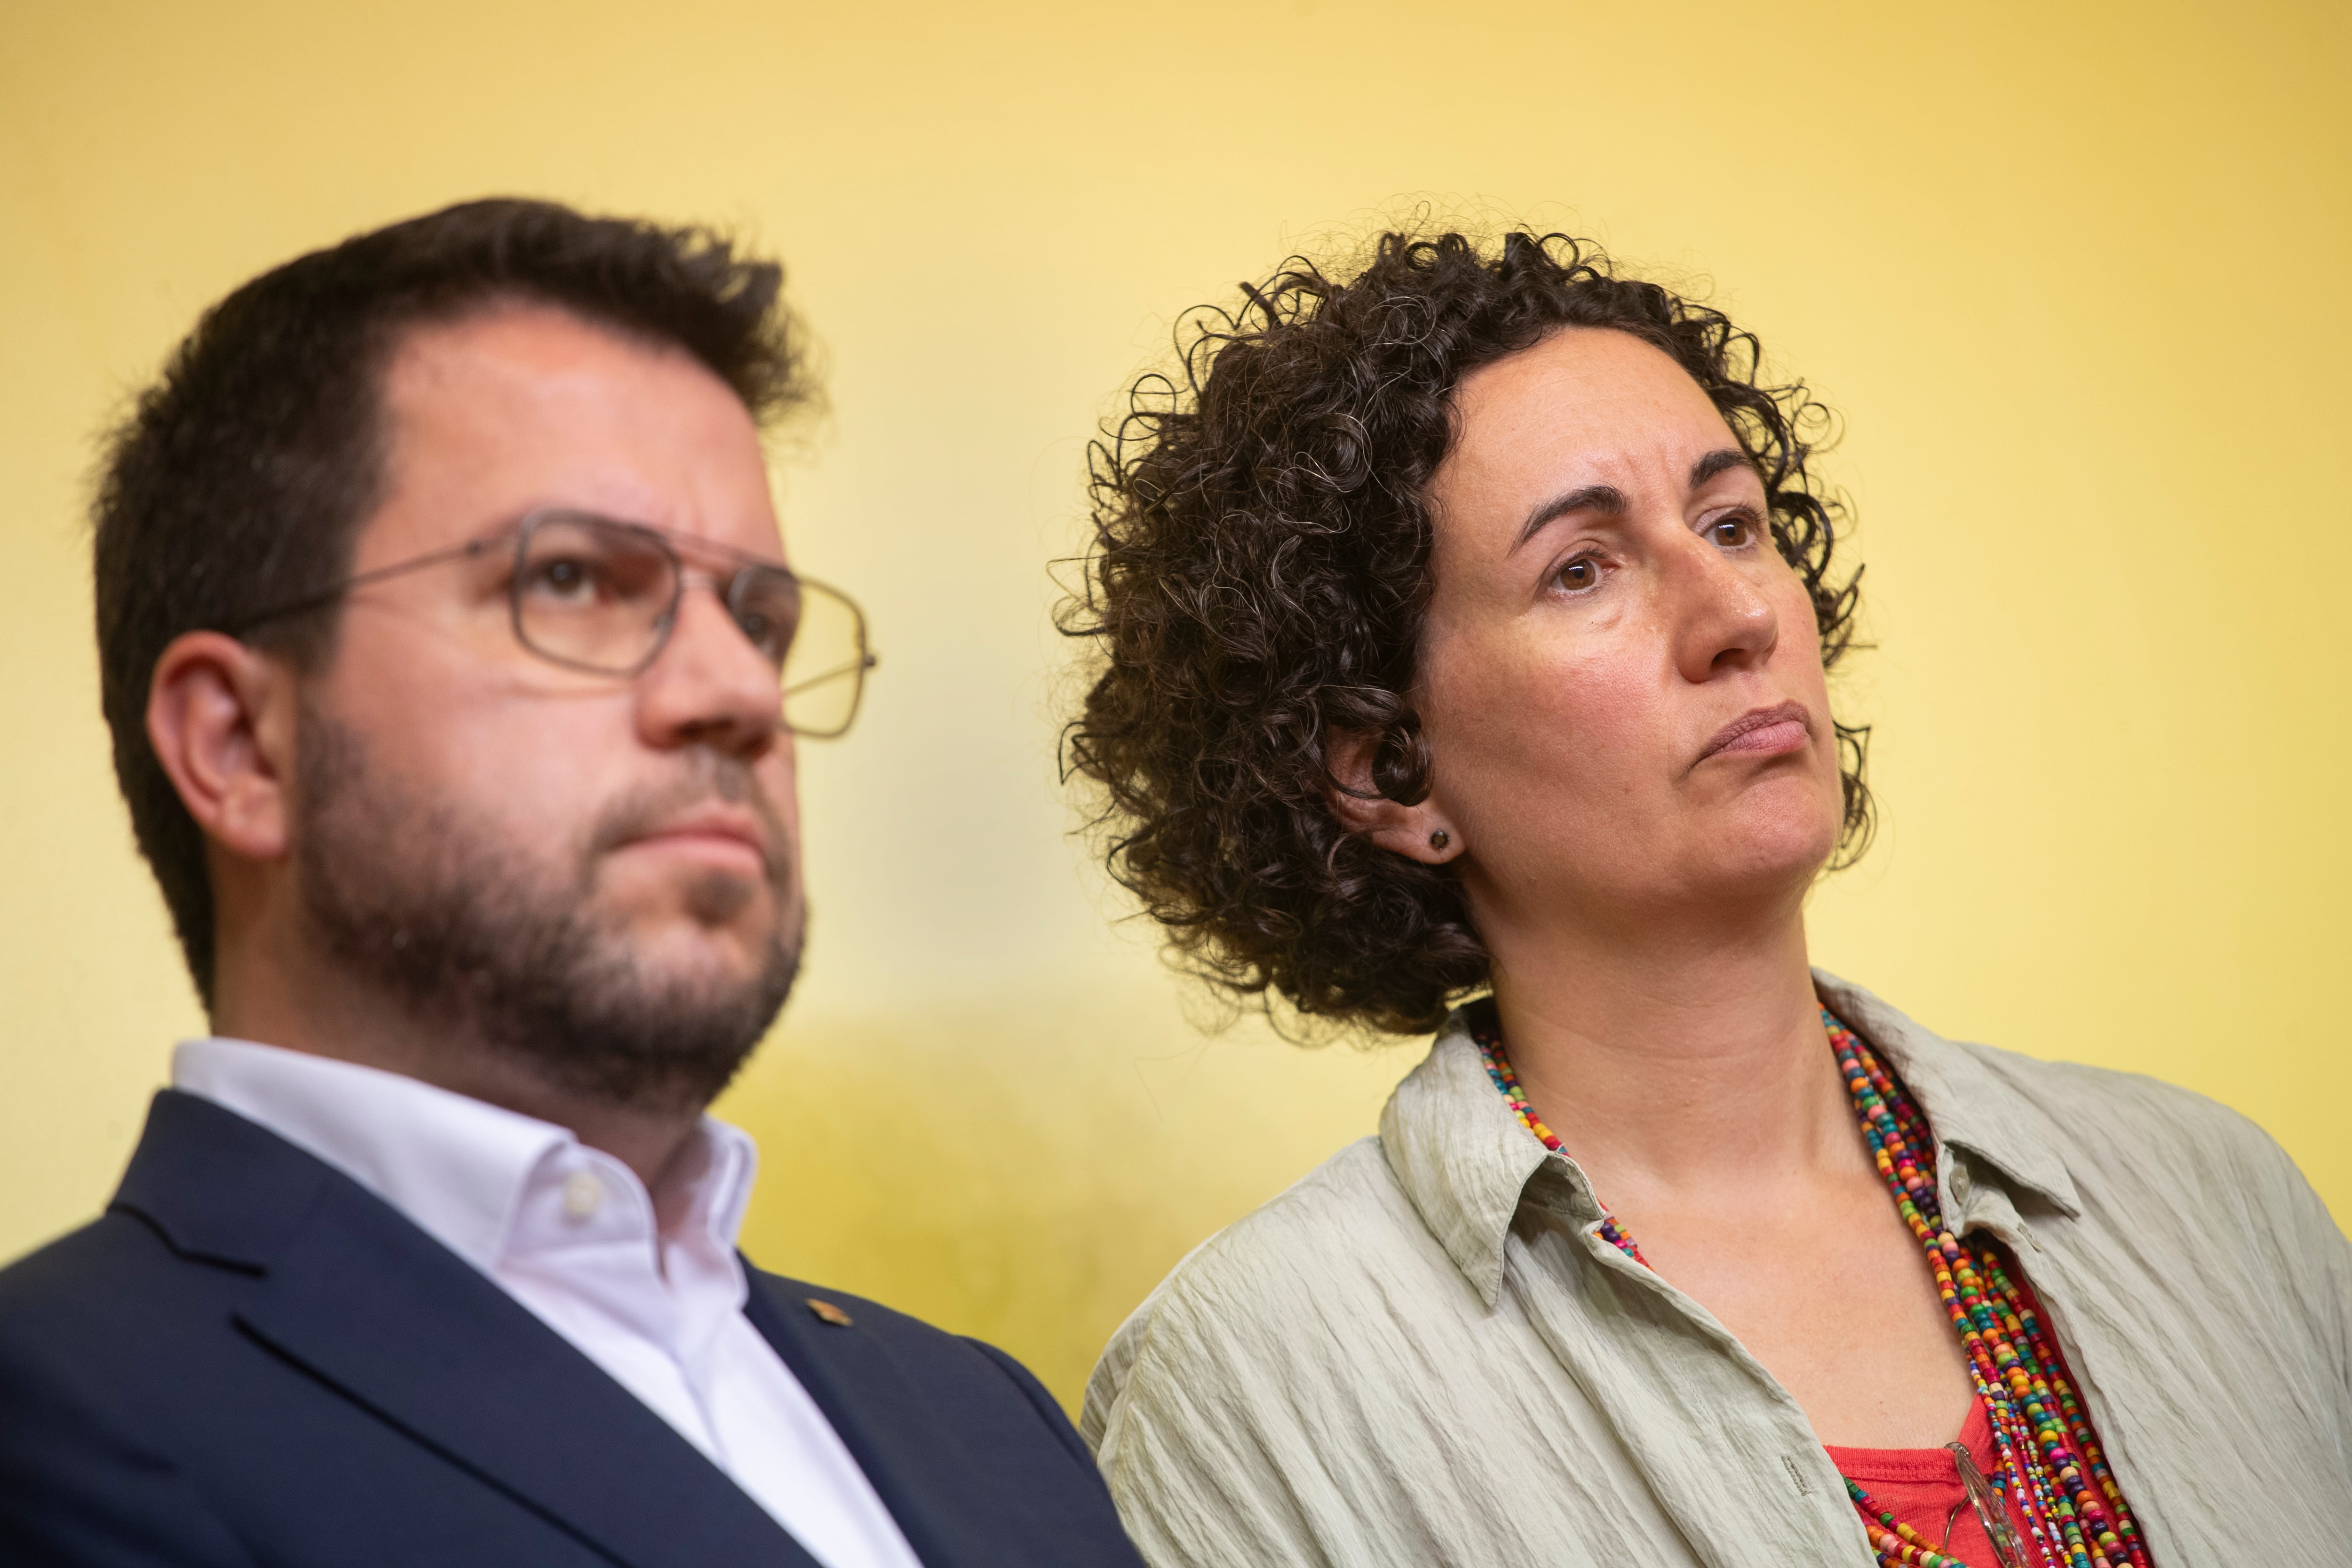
[0,199,1144,1568]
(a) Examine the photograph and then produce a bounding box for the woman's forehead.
[1450,329,1728,469]
[1434,329,1739,538]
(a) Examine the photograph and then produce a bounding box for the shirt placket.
[505,1151,720,1457]
[1513,1164,1883,1568]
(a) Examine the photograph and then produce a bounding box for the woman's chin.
[1692,797,1845,902]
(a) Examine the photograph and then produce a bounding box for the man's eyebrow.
[1510,483,1626,554]
[1690,447,1757,488]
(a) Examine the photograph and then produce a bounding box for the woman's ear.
[1324,729,1461,865]
[146,631,298,864]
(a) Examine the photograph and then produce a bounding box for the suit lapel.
[119,1092,823,1568]
[741,1278,960,1568]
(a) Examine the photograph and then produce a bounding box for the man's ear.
[1324,728,1461,866]
[146,632,298,864]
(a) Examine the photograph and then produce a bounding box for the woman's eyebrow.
[1510,483,1626,554]
[1510,450,1758,555]
[1690,447,1757,487]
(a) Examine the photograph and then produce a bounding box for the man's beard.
[293,708,800,1114]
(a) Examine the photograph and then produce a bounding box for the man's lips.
[615,808,772,876]
[1697,700,1812,764]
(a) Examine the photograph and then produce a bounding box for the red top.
[1821,1260,2121,1567]
[1828,1393,2028,1565]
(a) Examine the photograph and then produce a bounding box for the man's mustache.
[585,756,791,890]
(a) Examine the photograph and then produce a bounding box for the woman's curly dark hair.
[1060,229,1869,1037]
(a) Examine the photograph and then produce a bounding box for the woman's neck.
[1483,904,1858,1199]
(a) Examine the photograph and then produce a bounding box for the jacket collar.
[112,1090,823,1568]
[1380,970,2083,1310]
[113,1086,331,1270]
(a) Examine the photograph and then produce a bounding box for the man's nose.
[634,583,782,758]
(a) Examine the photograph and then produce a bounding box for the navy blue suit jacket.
[0,1090,1146,1568]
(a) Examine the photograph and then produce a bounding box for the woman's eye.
[1709,512,1757,549]
[1556,556,1602,593]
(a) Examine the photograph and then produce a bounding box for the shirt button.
[561,1170,604,1220]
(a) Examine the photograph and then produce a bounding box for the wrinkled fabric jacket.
[1084,972,2352,1568]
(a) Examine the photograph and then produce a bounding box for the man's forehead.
[370,302,784,563]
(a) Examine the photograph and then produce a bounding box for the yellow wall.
[4,0,2345,1408]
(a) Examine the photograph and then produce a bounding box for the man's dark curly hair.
[1061,229,1868,1037]
[95,197,811,1007]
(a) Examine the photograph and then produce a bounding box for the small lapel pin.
[805,1297,853,1327]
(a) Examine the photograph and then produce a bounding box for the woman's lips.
[1699,701,1811,763]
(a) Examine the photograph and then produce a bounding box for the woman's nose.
[1665,531,1779,685]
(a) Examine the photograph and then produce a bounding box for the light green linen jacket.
[1083,972,2352,1567]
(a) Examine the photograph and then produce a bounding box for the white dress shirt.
[174,1037,923,1568]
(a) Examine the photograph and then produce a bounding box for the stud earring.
[1428,830,1450,851]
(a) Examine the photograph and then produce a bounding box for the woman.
[1061,231,2350,1568]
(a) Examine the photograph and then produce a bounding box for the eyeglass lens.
[513,514,868,738]
[771,577,867,739]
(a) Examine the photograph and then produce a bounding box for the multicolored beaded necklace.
[1472,1008,2151,1568]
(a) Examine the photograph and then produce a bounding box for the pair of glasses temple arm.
[782,653,878,697]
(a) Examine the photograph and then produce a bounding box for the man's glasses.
[229,509,877,739]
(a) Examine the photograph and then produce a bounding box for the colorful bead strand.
[1475,1034,1649,1267]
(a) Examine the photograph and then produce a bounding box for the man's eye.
[735,608,786,658]
[527,557,600,602]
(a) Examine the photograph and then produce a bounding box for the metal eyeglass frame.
[224,508,877,739]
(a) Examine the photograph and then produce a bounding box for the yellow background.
[3,1,2345,1409]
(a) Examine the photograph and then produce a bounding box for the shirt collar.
[171,1037,760,1275]
[1378,969,2083,1309]
[1808,971,2081,1219]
